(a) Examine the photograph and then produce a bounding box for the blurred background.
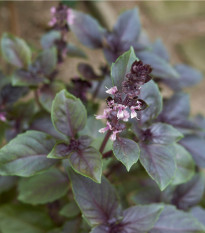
[0,1,205,115]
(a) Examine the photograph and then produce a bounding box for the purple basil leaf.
[68,9,106,49]
[149,205,205,233]
[69,147,102,183]
[90,225,107,233]
[69,170,122,226]
[180,135,205,167]
[138,80,162,124]
[67,43,87,58]
[139,143,176,190]
[137,50,179,80]
[191,206,205,227]
[51,89,87,137]
[47,142,70,159]
[78,63,100,80]
[1,33,31,68]
[172,143,195,186]
[165,64,203,91]
[12,69,47,87]
[38,81,65,112]
[30,111,67,141]
[0,130,57,176]
[148,123,183,144]
[111,47,137,89]
[113,8,141,50]
[172,174,205,210]
[17,168,69,205]
[0,84,28,106]
[152,39,170,62]
[113,137,140,171]
[35,47,57,76]
[40,30,61,49]
[122,204,163,233]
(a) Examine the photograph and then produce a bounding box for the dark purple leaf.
[47,142,70,159]
[68,9,106,49]
[152,39,170,62]
[78,63,99,80]
[172,174,205,210]
[149,205,205,233]
[137,51,179,80]
[122,204,163,233]
[69,170,122,226]
[165,64,203,91]
[113,8,141,50]
[180,135,205,167]
[113,137,140,171]
[139,143,176,190]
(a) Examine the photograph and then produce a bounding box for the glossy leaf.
[149,205,205,233]
[172,174,205,210]
[0,130,56,176]
[113,137,140,171]
[18,168,68,205]
[0,204,53,233]
[111,47,137,89]
[69,170,122,226]
[68,9,105,49]
[149,123,183,144]
[139,143,176,190]
[139,80,163,124]
[172,143,195,185]
[137,50,179,79]
[69,147,102,183]
[122,204,163,233]
[51,89,87,137]
[1,33,31,68]
[180,135,205,168]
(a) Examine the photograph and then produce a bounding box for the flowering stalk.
[96,60,152,141]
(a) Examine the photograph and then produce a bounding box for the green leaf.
[40,30,61,49]
[150,205,205,233]
[39,81,65,112]
[0,176,17,194]
[18,168,68,205]
[69,147,102,183]
[149,123,183,144]
[1,33,31,68]
[111,47,137,89]
[47,142,70,159]
[69,170,122,227]
[51,89,87,137]
[139,80,163,124]
[113,137,140,171]
[172,144,195,185]
[139,143,176,190]
[60,201,80,218]
[0,130,56,177]
[0,204,54,233]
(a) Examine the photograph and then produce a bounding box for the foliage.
[0,3,204,233]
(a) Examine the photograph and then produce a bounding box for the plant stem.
[34,89,42,110]
[99,130,112,154]
[102,150,113,159]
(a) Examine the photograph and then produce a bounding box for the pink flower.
[110,130,121,141]
[122,110,130,122]
[95,108,112,119]
[106,86,118,95]
[50,6,56,14]
[0,113,6,122]
[130,106,140,119]
[49,17,57,27]
[115,104,127,119]
[99,121,112,133]
[67,9,75,25]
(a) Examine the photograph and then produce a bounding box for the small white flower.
[106,86,118,95]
